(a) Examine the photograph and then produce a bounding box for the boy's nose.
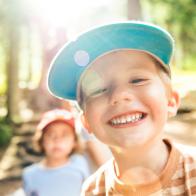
[109,85,134,106]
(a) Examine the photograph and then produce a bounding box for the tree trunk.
[6,26,20,121]
[28,25,68,112]
[127,0,143,20]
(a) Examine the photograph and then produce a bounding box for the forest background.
[0,1,196,193]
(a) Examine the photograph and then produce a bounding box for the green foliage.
[183,56,196,71]
[145,0,196,70]
[0,117,12,147]
[0,75,6,96]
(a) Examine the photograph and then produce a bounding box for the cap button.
[74,50,90,67]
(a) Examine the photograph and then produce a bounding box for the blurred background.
[0,0,196,195]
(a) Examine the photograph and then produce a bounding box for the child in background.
[47,21,196,195]
[22,109,90,196]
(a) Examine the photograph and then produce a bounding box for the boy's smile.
[80,50,175,150]
[108,111,147,128]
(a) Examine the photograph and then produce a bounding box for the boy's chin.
[109,135,162,152]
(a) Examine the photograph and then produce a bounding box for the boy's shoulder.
[176,143,196,173]
[81,158,114,195]
[169,143,196,194]
[174,142,196,157]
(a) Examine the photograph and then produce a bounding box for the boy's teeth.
[110,113,144,125]
[121,118,126,123]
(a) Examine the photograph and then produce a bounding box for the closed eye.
[131,78,149,84]
[89,88,107,97]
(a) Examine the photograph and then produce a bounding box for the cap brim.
[48,22,173,100]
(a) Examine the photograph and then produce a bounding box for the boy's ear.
[168,90,180,117]
[80,114,92,133]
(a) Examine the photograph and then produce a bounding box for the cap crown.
[48,22,174,100]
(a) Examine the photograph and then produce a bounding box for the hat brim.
[48,22,174,100]
[37,117,75,133]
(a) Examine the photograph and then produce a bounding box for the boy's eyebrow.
[126,64,154,72]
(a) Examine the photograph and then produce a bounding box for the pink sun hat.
[37,109,75,132]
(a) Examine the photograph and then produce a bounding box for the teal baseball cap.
[48,21,174,101]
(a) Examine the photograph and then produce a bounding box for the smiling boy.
[48,22,196,195]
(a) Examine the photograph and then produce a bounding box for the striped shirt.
[81,140,196,195]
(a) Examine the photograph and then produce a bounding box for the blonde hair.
[152,58,173,98]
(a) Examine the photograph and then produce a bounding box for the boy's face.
[80,50,179,150]
[42,121,75,159]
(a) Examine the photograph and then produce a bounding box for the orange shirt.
[81,140,196,196]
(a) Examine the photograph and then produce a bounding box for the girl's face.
[42,121,76,160]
